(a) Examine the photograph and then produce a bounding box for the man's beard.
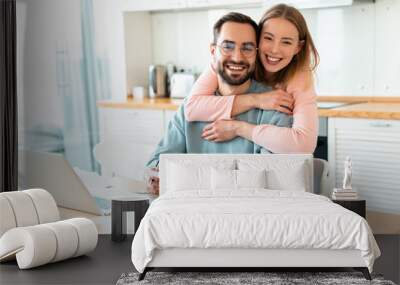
[217,60,254,85]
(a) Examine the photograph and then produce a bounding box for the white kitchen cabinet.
[99,108,164,144]
[122,0,187,11]
[186,0,261,8]
[328,118,400,216]
[374,0,400,96]
[122,0,262,11]
[98,107,166,180]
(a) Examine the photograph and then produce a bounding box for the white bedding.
[131,190,380,273]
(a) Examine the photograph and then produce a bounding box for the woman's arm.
[251,87,318,153]
[202,88,317,153]
[201,72,318,153]
[185,65,234,122]
[250,72,318,153]
[185,65,293,122]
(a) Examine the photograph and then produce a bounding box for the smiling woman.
[256,4,319,89]
[259,18,305,78]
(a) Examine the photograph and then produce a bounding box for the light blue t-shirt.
[146,80,293,168]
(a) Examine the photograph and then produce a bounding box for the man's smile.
[226,63,247,71]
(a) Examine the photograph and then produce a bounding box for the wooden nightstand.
[332,199,366,218]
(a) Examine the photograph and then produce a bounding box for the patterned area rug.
[116,271,396,285]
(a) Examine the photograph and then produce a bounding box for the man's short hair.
[213,12,258,44]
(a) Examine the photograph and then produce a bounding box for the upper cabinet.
[122,0,187,11]
[187,0,262,9]
[122,0,262,11]
[263,0,353,9]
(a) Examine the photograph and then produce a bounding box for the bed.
[131,154,380,280]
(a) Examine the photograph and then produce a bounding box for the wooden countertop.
[318,102,400,120]
[98,97,182,111]
[98,96,400,120]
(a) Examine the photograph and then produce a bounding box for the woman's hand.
[253,89,294,114]
[201,120,240,142]
[202,120,256,142]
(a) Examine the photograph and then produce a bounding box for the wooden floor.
[0,235,398,285]
[0,235,134,285]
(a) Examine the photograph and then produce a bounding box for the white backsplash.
[124,0,400,96]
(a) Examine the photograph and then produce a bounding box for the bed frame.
[138,154,372,281]
[139,249,371,280]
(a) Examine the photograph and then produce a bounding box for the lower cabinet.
[328,117,400,233]
[98,107,176,181]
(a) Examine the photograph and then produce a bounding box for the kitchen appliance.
[166,63,177,96]
[170,73,196,99]
[314,117,328,161]
[148,65,167,98]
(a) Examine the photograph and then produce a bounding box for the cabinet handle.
[369,122,391,128]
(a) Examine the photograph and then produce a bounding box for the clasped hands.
[202,89,294,143]
[146,167,159,195]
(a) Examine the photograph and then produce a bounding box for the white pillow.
[237,158,308,191]
[211,168,236,190]
[237,169,267,189]
[166,160,235,192]
[211,168,267,190]
[267,166,306,191]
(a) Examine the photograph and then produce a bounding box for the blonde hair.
[255,4,319,89]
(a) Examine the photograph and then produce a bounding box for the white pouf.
[0,189,98,269]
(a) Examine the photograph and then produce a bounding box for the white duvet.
[131,190,380,273]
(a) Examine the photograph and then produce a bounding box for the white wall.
[93,0,127,101]
[124,0,400,97]
[124,12,153,93]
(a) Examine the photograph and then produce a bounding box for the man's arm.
[146,105,187,168]
[145,105,187,195]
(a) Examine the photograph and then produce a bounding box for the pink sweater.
[185,65,318,153]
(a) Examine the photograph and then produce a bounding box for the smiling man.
[214,24,255,86]
[146,12,293,195]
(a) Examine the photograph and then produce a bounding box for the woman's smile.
[265,55,283,65]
